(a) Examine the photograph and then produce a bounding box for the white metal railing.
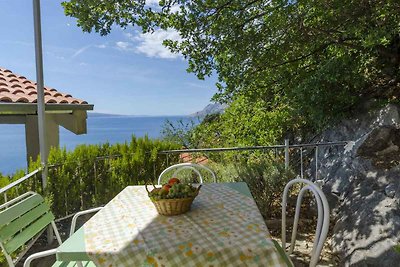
[159,140,349,180]
[0,141,347,203]
[0,140,348,210]
[0,168,41,203]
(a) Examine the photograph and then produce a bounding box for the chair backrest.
[158,163,216,185]
[281,178,330,267]
[0,192,60,266]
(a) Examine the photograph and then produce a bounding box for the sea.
[0,114,194,175]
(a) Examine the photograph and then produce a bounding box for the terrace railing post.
[300,147,304,179]
[94,160,97,198]
[284,139,289,170]
[153,162,157,183]
[315,146,319,180]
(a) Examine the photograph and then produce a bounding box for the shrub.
[209,156,294,219]
[0,136,180,218]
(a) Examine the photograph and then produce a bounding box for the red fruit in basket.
[162,184,172,192]
[168,177,180,185]
[159,188,168,196]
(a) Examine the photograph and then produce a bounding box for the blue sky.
[0,0,217,115]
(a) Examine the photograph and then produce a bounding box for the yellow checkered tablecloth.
[83,183,287,266]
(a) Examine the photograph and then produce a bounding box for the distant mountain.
[190,103,227,118]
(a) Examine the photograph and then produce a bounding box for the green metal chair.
[0,191,101,267]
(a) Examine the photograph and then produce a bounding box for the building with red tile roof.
[0,67,93,166]
[179,152,209,165]
[0,67,88,105]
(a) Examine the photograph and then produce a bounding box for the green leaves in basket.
[149,183,198,200]
[169,183,197,199]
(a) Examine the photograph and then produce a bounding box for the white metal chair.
[0,191,101,267]
[280,178,330,267]
[157,163,216,185]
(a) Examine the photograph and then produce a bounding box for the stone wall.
[312,104,400,266]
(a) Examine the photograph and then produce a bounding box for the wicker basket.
[145,183,201,216]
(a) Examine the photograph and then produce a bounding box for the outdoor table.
[56,182,288,266]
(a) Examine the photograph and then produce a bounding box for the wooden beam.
[54,110,87,135]
[0,115,26,124]
[25,115,59,165]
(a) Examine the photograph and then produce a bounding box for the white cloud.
[115,41,133,51]
[169,4,181,13]
[133,29,181,59]
[114,29,182,59]
[145,0,160,6]
[145,0,181,13]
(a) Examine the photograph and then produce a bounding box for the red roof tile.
[0,67,88,105]
[179,152,209,164]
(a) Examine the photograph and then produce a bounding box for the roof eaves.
[0,103,94,114]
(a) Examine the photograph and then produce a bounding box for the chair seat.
[52,261,96,267]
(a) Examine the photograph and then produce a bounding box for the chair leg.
[4,252,14,267]
[289,186,323,258]
[0,243,14,267]
[51,221,63,245]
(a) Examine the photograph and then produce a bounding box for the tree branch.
[270,43,331,68]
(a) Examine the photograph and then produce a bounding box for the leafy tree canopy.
[63,0,400,137]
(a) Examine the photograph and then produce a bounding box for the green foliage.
[148,183,198,200]
[45,136,179,217]
[63,0,400,134]
[209,157,294,219]
[163,96,294,149]
[217,96,292,146]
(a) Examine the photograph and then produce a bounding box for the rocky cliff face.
[313,104,400,266]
